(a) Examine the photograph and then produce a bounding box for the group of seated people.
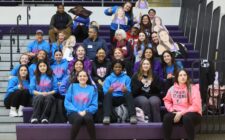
[4,2,202,140]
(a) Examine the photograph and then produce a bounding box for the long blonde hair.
[137,58,153,81]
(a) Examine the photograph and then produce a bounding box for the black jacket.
[91,58,111,83]
[131,73,162,98]
[50,12,72,30]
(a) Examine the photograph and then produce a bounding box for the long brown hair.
[136,31,149,51]
[35,60,53,84]
[17,64,29,89]
[137,58,153,81]
[174,69,192,103]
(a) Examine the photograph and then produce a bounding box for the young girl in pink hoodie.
[163,69,202,140]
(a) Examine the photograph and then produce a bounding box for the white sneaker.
[9,107,18,117]
[31,118,38,124]
[18,105,24,117]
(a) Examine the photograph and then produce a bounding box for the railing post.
[10,27,15,70]
[27,6,31,39]
[17,15,21,53]
[101,0,104,7]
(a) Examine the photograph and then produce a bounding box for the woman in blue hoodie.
[51,50,68,87]
[30,60,58,124]
[102,60,137,124]
[65,70,98,140]
[5,65,30,117]
[29,50,48,79]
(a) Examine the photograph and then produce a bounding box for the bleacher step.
[0,123,16,133]
[0,133,16,140]
[0,108,9,116]
[0,116,23,123]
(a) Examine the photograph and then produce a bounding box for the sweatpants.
[163,112,201,140]
[68,112,96,140]
[4,89,30,109]
[31,95,55,121]
[103,93,136,117]
[134,95,161,122]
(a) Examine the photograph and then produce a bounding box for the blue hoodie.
[104,6,133,28]
[72,16,90,29]
[64,83,98,115]
[5,77,29,100]
[51,42,63,59]
[165,61,184,75]
[10,64,20,76]
[103,72,131,97]
[27,40,50,54]
[51,59,68,83]
[29,74,58,95]
[28,63,37,79]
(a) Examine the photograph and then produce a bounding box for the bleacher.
[0,0,225,140]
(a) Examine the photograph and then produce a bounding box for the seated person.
[102,60,137,124]
[83,26,108,60]
[27,30,50,58]
[49,4,72,43]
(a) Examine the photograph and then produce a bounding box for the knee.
[149,97,161,106]
[135,97,149,106]
[182,114,192,124]
[84,113,94,123]
[163,113,174,122]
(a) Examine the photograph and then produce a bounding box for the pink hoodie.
[163,83,202,115]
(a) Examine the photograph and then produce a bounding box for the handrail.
[16,14,21,53]
[27,6,31,39]
[10,27,15,70]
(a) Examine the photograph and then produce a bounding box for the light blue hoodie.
[64,83,98,115]
[103,72,131,97]
[51,59,68,83]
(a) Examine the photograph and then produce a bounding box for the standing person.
[148,9,156,23]
[10,54,30,78]
[51,50,68,87]
[163,69,202,140]
[83,26,108,60]
[49,4,72,43]
[131,59,162,122]
[161,51,183,93]
[27,30,50,58]
[30,60,58,123]
[139,14,152,40]
[65,70,98,140]
[102,60,137,124]
[5,65,30,117]
[104,1,134,42]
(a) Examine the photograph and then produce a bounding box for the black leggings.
[68,112,96,140]
[4,89,30,109]
[163,112,201,140]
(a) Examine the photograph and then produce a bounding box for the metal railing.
[0,0,181,7]
[16,14,21,53]
[27,6,31,39]
[9,27,15,70]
